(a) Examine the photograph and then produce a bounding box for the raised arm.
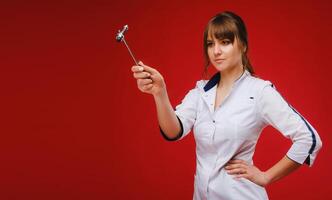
[131,61,181,139]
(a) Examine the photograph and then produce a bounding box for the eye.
[206,41,214,47]
[221,40,231,45]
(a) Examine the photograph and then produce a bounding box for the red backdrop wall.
[1,0,331,199]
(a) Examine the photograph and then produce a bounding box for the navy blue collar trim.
[203,72,220,92]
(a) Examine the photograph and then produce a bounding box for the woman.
[131,11,322,200]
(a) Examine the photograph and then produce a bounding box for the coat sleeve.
[257,82,322,167]
[160,85,200,141]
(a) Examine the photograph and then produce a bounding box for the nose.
[213,43,222,55]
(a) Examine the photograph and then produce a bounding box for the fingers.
[225,159,249,177]
[138,61,156,73]
[131,61,164,94]
[142,84,153,91]
[226,167,247,174]
[133,71,151,79]
[137,78,153,93]
[225,163,247,170]
[225,159,248,170]
[131,65,144,73]
[224,159,267,186]
[138,81,153,92]
[131,62,155,73]
[225,163,247,173]
[131,61,156,79]
[228,159,248,165]
[138,78,153,86]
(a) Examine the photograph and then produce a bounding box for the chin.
[213,63,229,72]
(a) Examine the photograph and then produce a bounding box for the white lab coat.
[160,70,322,200]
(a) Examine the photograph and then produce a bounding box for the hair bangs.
[207,19,238,43]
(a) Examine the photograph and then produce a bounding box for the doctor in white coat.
[131,11,322,200]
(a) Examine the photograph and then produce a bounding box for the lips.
[214,59,225,63]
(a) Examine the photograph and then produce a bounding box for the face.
[207,35,243,72]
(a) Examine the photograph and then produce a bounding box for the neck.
[218,65,244,88]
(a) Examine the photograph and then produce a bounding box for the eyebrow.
[207,38,230,42]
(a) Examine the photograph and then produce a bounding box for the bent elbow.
[315,134,323,152]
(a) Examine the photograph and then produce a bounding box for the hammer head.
[116,25,129,42]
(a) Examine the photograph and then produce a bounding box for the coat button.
[213,120,215,123]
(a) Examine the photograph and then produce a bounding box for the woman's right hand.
[131,61,166,97]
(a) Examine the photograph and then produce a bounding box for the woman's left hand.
[225,159,271,187]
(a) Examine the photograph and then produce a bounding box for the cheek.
[225,46,242,60]
[221,45,233,54]
[207,48,214,58]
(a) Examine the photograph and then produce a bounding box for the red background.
[1,0,331,199]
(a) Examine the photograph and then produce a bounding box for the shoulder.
[178,80,208,101]
[179,80,206,101]
[246,75,275,92]
[248,75,273,87]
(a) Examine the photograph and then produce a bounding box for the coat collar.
[203,69,250,92]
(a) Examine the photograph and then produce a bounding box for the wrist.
[153,88,168,100]
[262,171,273,186]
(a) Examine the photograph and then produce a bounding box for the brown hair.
[203,11,254,77]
